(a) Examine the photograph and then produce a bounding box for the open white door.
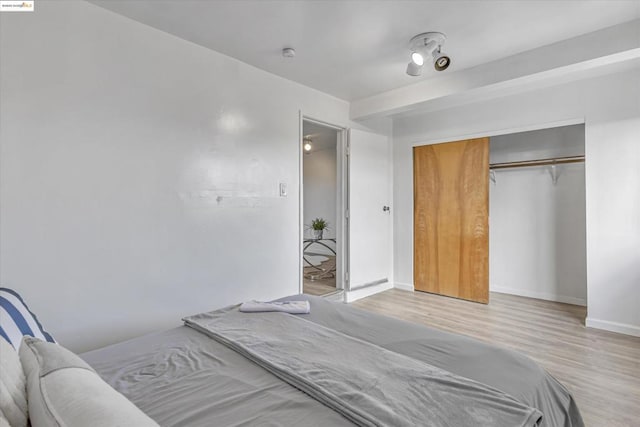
[346,129,392,299]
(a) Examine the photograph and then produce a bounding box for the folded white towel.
[239,300,310,314]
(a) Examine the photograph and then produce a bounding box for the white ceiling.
[90,0,640,101]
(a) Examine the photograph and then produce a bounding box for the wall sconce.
[303,136,312,153]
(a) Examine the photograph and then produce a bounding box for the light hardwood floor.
[353,289,640,427]
[303,279,336,296]
[303,256,336,296]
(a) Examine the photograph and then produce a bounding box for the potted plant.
[309,218,329,240]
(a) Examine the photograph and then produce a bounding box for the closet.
[413,124,587,306]
[489,124,587,305]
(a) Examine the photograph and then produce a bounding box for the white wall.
[393,68,640,336]
[303,134,337,241]
[303,144,337,257]
[490,125,585,163]
[489,126,586,305]
[0,1,378,352]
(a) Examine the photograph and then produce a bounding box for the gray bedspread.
[81,295,584,427]
[184,307,542,427]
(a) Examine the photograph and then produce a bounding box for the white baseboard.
[491,285,586,306]
[394,282,414,292]
[586,317,640,337]
[345,282,393,303]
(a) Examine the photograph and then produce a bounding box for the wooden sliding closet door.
[413,138,489,303]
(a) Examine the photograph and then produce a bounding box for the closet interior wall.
[489,124,587,306]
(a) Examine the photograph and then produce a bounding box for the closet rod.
[489,155,585,170]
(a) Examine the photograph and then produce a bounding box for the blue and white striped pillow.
[0,287,55,350]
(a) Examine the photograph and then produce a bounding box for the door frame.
[298,112,349,295]
[411,118,584,148]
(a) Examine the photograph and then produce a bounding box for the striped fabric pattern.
[0,287,55,350]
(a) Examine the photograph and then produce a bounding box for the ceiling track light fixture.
[406,32,451,76]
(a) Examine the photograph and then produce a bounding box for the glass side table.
[303,238,336,280]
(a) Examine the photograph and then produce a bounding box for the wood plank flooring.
[303,256,336,296]
[353,289,640,427]
[303,279,336,296]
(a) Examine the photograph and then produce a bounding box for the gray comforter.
[184,307,542,426]
[81,295,583,426]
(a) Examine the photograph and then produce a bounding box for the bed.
[80,294,584,426]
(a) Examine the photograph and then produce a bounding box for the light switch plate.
[279,182,287,197]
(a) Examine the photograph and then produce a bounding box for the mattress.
[81,294,583,426]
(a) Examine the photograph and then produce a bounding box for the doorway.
[301,119,343,296]
[299,117,392,301]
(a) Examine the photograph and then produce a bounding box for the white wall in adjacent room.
[393,68,640,336]
[303,145,337,244]
[302,123,338,242]
[489,125,586,305]
[0,1,383,352]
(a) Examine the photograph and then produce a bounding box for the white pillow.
[0,336,28,427]
[19,337,159,427]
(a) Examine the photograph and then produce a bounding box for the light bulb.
[411,52,424,66]
[433,51,451,71]
[304,142,312,152]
